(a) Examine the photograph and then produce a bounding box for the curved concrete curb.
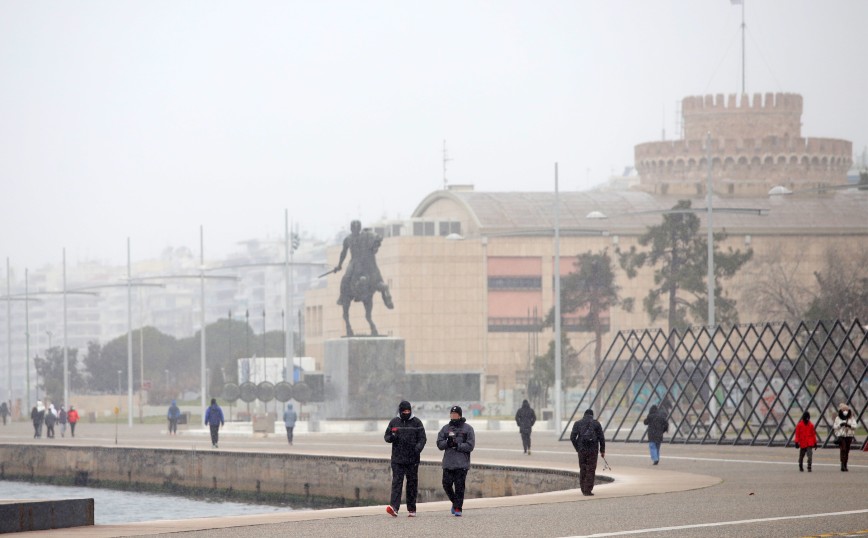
[23,461,719,537]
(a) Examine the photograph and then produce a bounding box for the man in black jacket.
[570,409,606,496]
[384,400,426,517]
[515,399,537,455]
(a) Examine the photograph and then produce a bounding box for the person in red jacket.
[67,406,80,438]
[793,411,818,472]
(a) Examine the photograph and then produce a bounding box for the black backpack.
[581,421,598,447]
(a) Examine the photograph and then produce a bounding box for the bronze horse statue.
[333,221,393,336]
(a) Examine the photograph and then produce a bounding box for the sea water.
[0,480,295,525]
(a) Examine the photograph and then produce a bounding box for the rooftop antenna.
[442,140,452,190]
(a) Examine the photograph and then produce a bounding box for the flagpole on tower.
[731,0,746,94]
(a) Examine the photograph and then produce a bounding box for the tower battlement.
[633,92,851,197]
[682,92,802,141]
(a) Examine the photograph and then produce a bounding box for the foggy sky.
[1,1,866,271]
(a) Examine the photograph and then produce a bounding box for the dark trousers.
[578,450,598,494]
[839,437,852,468]
[209,424,220,446]
[46,424,55,438]
[442,467,468,511]
[520,431,532,452]
[168,419,178,434]
[390,462,419,512]
[285,426,294,444]
[70,422,76,437]
[798,447,813,469]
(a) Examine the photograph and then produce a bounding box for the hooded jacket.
[167,400,181,420]
[436,416,475,470]
[643,405,669,444]
[570,410,606,454]
[384,401,426,465]
[833,405,857,438]
[283,404,298,428]
[794,416,818,449]
[515,400,537,433]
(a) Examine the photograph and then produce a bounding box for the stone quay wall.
[0,444,579,508]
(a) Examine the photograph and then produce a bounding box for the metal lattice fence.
[560,319,867,447]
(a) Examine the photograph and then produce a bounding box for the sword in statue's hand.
[318,266,341,278]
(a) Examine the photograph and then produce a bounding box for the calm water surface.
[0,480,296,524]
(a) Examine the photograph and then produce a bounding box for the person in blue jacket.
[204,398,224,448]
[283,403,298,445]
[167,400,181,435]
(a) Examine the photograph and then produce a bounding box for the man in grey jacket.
[436,405,475,516]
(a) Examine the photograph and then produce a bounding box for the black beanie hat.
[584,408,594,417]
[450,405,462,417]
[399,401,412,413]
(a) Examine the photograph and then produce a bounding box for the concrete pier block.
[0,498,94,533]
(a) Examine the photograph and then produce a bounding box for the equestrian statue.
[329,220,393,336]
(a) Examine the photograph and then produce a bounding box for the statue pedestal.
[323,337,405,419]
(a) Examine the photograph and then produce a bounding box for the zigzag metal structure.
[561,319,866,447]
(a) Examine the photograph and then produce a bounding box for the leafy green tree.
[617,200,753,332]
[34,347,85,404]
[545,250,633,376]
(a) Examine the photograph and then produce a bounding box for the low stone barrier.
[0,444,580,509]
[0,498,94,533]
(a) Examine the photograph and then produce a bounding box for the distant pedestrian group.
[28,401,77,439]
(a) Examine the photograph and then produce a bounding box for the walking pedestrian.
[515,399,536,455]
[283,403,298,446]
[833,403,857,472]
[570,409,606,496]
[44,404,57,439]
[643,405,668,465]
[204,398,224,448]
[793,411,818,472]
[436,405,475,517]
[58,406,68,438]
[0,401,9,425]
[384,400,426,517]
[30,406,41,438]
[167,399,181,435]
[67,405,79,437]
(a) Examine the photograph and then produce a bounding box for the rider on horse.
[334,220,393,335]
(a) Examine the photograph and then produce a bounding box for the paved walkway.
[1,420,866,537]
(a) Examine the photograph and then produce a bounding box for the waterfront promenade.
[1,419,865,537]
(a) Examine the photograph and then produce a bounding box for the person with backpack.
[167,400,181,435]
[643,405,669,465]
[67,405,79,437]
[384,400,426,518]
[570,409,606,496]
[515,399,537,455]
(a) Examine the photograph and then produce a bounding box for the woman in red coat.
[793,411,818,472]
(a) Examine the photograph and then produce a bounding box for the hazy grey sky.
[2,1,866,270]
